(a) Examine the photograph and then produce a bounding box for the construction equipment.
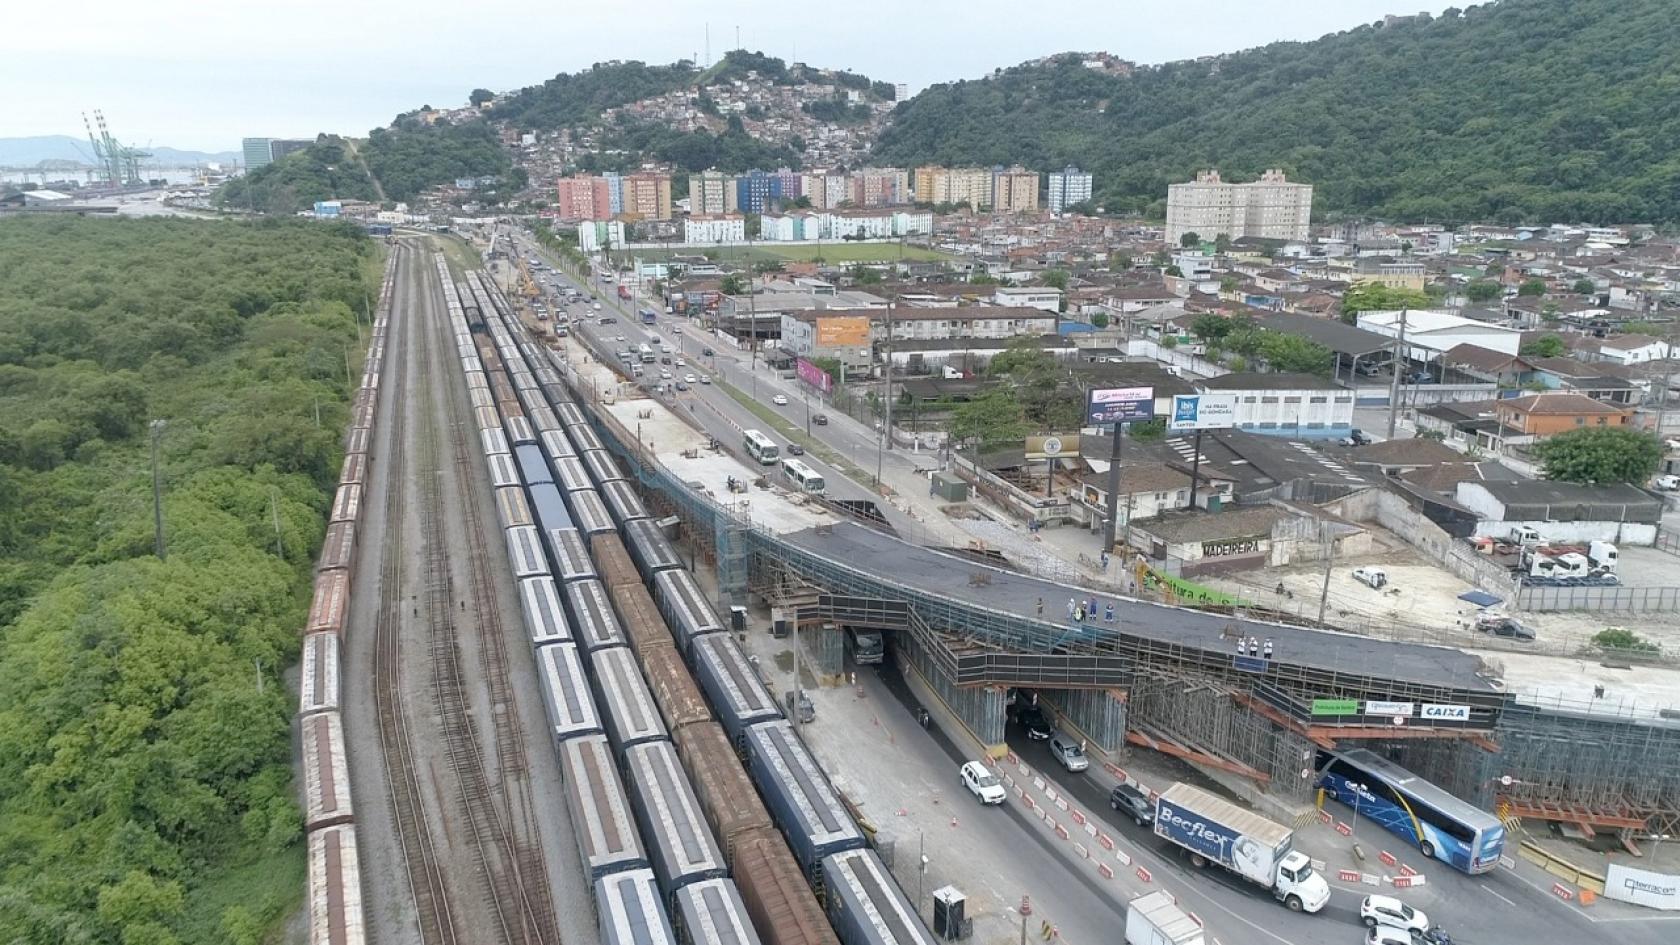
[80,110,150,184]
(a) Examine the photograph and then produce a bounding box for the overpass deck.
[776,521,1499,700]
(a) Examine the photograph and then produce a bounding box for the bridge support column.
[1047,688,1128,754]
[896,625,1007,752]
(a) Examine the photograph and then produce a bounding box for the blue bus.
[1316,748,1504,874]
[638,307,657,325]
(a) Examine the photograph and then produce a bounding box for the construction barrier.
[1379,850,1398,867]
[1553,882,1575,901]
[1098,833,1114,850]
[1070,810,1086,826]
[1136,866,1152,883]
[1098,863,1114,879]
[1073,843,1088,859]
[1398,864,1417,877]
[1317,809,1333,824]
[1338,869,1361,882]
[1519,841,1607,895]
[1335,822,1352,837]
[1115,848,1133,867]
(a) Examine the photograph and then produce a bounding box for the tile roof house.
[1494,392,1631,439]
[1441,344,1537,386]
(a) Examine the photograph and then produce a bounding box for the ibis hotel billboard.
[1168,394,1238,431]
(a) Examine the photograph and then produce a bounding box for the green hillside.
[215,136,378,213]
[489,60,700,130]
[873,0,1680,223]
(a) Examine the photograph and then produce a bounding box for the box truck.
[1153,783,1329,913]
[1125,891,1204,945]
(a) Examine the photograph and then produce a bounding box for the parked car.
[772,394,789,406]
[1108,783,1154,826]
[1361,895,1429,935]
[960,761,1006,805]
[1049,733,1089,773]
[1655,474,1680,491]
[1352,566,1388,589]
[1476,615,1535,641]
[784,689,816,723]
[813,413,830,425]
[786,444,805,456]
[1340,428,1373,447]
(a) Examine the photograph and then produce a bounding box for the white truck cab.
[1275,851,1330,913]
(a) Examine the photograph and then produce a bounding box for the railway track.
[414,256,557,945]
[372,243,461,945]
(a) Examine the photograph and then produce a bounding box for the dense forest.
[0,217,378,944]
[875,0,1680,223]
[214,135,378,213]
[362,117,515,201]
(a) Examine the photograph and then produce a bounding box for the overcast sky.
[2,0,1455,154]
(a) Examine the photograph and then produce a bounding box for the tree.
[1192,313,1234,342]
[469,87,495,106]
[1164,264,1184,277]
[1465,281,1502,302]
[1091,312,1110,328]
[1517,278,1547,297]
[1533,427,1663,484]
[1214,234,1232,255]
[1040,269,1070,291]
[744,213,762,238]
[1111,252,1133,271]
[719,273,747,295]
[1340,282,1431,325]
[1572,278,1597,295]
[1219,276,1241,294]
[1593,627,1658,653]
[950,390,1027,451]
[1179,232,1202,248]
[1520,334,1566,358]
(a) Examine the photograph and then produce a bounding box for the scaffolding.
[1127,670,1319,802]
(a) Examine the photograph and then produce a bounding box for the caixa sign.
[1420,703,1471,721]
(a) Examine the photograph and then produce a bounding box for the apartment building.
[555,175,612,222]
[1047,166,1094,213]
[620,171,673,220]
[691,171,737,215]
[850,167,911,206]
[577,220,626,253]
[991,166,1041,213]
[914,166,995,209]
[873,306,1058,341]
[683,214,746,244]
[1165,169,1313,243]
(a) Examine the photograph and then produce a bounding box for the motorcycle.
[1417,926,1453,945]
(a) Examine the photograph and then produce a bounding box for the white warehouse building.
[1357,309,1523,360]
[1197,373,1355,440]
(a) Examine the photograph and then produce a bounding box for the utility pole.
[882,291,895,451]
[1386,308,1408,439]
[1316,520,1336,624]
[149,419,168,561]
[1102,423,1124,554]
[271,487,285,560]
[1187,428,1205,510]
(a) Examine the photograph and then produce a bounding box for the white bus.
[743,429,779,465]
[638,343,656,363]
[781,458,825,495]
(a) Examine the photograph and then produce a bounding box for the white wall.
[1471,519,1657,545]
[1221,387,1355,438]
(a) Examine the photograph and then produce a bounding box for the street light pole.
[1350,781,1367,836]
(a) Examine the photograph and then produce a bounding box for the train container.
[495,486,535,531]
[565,579,629,653]
[571,489,618,538]
[570,422,606,454]
[535,642,603,744]
[592,533,642,591]
[652,570,726,653]
[307,825,367,945]
[554,455,593,493]
[515,443,554,487]
[731,831,840,945]
[350,399,375,432]
[469,386,495,410]
[318,521,357,575]
[534,367,562,388]
[339,452,368,488]
[512,371,539,392]
[547,527,597,584]
[505,525,551,579]
[641,646,713,733]
[624,741,729,897]
[487,451,521,489]
[673,721,773,855]
[530,403,562,434]
[481,426,510,457]
[307,569,350,636]
[583,448,630,486]
[744,721,865,870]
[601,479,652,527]
[474,404,503,432]
[467,371,490,392]
[519,576,571,647]
[611,583,678,661]
[819,849,935,945]
[691,634,781,744]
[625,518,683,579]
[300,711,354,830]
[489,375,518,409]
[517,386,547,418]
[344,427,371,456]
[674,880,765,945]
[562,736,649,881]
[520,482,565,531]
[558,403,588,428]
[541,428,578,461]
[299,631,341,717]
[596,869,678,945]
[591,646,669,752]
[540,382,572,408]
[329,483,363,525]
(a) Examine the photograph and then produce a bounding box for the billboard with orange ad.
[815,316,870,348]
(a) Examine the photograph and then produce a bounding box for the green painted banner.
[1144,569,1248,607]
[1311,698,1361,716]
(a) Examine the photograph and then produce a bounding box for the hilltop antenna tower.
[705,23,710,67]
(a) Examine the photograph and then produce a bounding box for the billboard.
[1025,435,1080,461]
[815,315,870,348]
[1168,393,1238,431]
[1086,387,1155,425]
[1605,864,1680,910]
[796,357,833,394]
